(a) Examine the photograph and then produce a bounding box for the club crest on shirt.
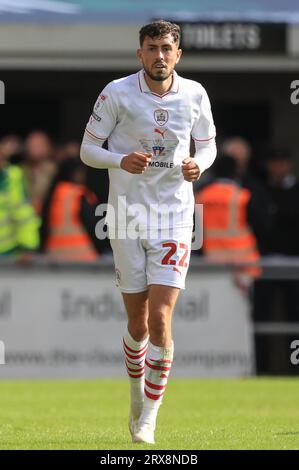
[154,109,168,126]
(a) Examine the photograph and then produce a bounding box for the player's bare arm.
[120,152,152,174]
[182,157,201,182]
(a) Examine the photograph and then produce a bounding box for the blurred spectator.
[55,140,110,206]
[221,136,271,253]
[0,137,40,257]
[254,149,299,322]
[40,157,106,261]
[263,149,299,256]
[195,154,261,293]
[222,136,251,179]
[55,140,81,164]
[22,131,57,214]
[0,134,23,162]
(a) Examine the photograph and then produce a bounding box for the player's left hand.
[181,157,201,182]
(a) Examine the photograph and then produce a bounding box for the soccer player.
[80,20,217,444]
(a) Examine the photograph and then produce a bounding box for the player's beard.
[143,64,173,82]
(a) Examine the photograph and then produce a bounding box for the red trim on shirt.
[85,128,106,141]
[138,71,179,98]
[193,135,216,142]
[150,91,171,99]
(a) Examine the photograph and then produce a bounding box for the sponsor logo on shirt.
[139,128,178,160]
[154,128,167,139]
[148,161,174,168]
[152,128,166,156]
[154,109,168,126]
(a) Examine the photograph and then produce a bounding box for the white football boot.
[128,413,138,439]
[133,422,155,445]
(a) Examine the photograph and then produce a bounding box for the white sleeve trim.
[80,129,126,169]
[193,137,217,174]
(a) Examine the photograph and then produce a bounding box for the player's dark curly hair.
[139,20,181,46]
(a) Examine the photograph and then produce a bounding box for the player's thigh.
[109,234,148,293]
[145,228,193,290]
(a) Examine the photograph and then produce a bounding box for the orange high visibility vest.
[45,182,98,261]
[196,181,260,277]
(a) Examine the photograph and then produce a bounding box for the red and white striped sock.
[123,331,149,420]
[139,341,174,429]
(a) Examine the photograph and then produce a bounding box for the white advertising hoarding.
[0,264,254,379]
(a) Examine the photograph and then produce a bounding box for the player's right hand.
[120,152,152,174]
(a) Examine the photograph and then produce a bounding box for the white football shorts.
[109,227,193,293]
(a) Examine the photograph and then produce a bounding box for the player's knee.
[128,322,148,342]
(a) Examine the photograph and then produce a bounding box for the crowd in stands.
[194,136,299,318]
[1,131,299,279]
[0,131,109,262]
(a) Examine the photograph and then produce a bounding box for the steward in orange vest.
[195,155,261,288]
[41,157,99,261]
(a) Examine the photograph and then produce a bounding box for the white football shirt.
[84,69,216,229]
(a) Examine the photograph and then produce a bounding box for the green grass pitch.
[0,378,298,450]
